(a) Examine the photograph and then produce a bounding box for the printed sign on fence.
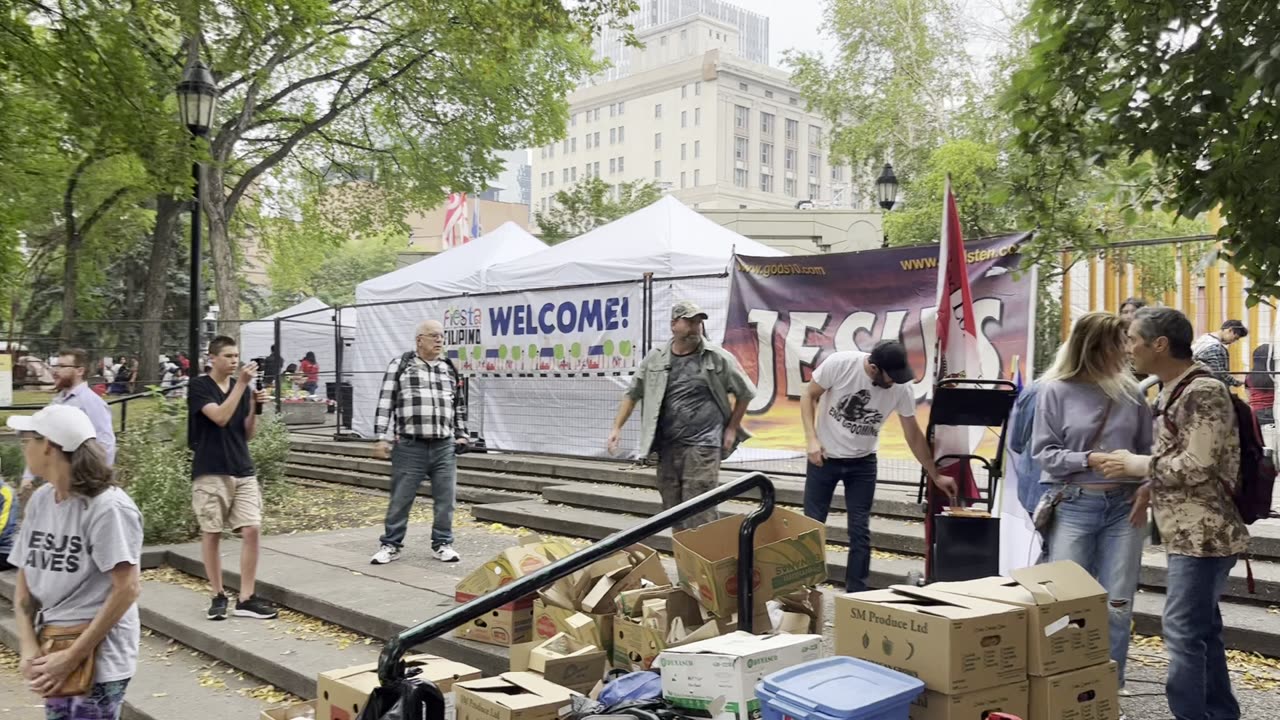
[724,234,1036,460]
[442,284,644,373]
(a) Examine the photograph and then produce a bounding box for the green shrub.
[0,441,24,484]
[249,413,294,504]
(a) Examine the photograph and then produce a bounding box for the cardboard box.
[455,537,577,646]
[767,588,824,634]
[613,588,728,671]
[1028,662,1119,720]
[455,672,579,720]
[533,599,614,653]
[909,681,1029,720]
[933,561,1110,676]
[262,699,317,720]
[511,633,609,695]
[835,586,1028,694]
[317,655,482,720]
[657,631,825,720]
[673,508,827,618]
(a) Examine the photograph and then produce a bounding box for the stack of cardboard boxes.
[453,537,578,646]
[834,561,1119,720]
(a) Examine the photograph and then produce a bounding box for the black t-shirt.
[188,375,255,478]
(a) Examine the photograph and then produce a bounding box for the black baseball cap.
[869,340,915,384]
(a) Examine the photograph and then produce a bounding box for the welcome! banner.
[724,233,1036,460]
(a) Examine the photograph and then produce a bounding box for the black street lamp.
[875,162,900,247]
[176,59,217,376]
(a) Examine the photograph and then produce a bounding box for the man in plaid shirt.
[370,319,470,565]
[1191,319,1248,386]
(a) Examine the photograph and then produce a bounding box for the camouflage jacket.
[1146,364,1250,557]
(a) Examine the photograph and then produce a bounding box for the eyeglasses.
[418,333,445,340]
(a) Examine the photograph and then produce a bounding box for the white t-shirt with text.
[813,351,916,459]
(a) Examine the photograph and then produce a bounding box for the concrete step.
[285,464,531,506]
[287,452,566,493]
[0,595,275,720]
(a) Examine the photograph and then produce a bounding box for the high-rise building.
[532,14,859,214]
[590,0,769,83]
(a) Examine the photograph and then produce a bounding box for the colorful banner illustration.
[442,284,644,373]
[723,234,1036,460]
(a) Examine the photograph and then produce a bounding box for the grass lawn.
[0,389,171,432]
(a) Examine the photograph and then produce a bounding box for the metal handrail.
[376,470,778,685]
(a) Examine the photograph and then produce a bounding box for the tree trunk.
[59,162,89,346]
[138,194,182,388]
[203,165,241,338]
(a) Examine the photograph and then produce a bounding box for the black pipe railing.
[376,470,777,686]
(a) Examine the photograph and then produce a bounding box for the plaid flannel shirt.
[373,354,468,441]
[1192,334,1240,386]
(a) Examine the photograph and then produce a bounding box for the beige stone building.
[698,208,885,255]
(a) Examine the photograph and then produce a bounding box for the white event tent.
[240,297,355,383]
[349,222,548,435]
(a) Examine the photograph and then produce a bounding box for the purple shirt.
[1031,379,1152,485]
[23,384,116,480]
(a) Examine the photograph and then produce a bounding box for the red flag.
[442,192,470,248]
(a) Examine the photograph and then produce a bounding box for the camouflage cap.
[671,300,708,321]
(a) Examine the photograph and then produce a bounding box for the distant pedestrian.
[187,336,277,621]
[607,300,756,530]
[1098,307,1249,720]
[21,348,117,493]
[6,404,142,718]
[1246,343,1275,426]
[1118,297,1147,326]
[1192,319,1248,386]
[299,352,320,393]
[370,320,469,565]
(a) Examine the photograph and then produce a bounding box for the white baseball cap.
[6,404,98,451]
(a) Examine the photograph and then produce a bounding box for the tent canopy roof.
[357,222,546,299]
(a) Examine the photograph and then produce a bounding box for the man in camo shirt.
[1097,307,1249,720]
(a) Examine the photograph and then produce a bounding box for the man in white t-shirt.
[800,339,956,591]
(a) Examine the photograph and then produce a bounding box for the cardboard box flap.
[1010,561,1107,604]
[458,672,575,709]
[664,630,824,657]
[870,585,1023,619]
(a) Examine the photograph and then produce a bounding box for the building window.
[739,82,748,91]
[540,147,547,159]
[681,28,687,41]
[734,168,747,187]
[681,143,687,161]
[785,148,797,171]
[734,136,748,162]
[681,171,687,188]
[571,166,578,181]
[618,126,625,142]
[594,131,600,146]
[785,178,796,197]
[790,97,799,106]
[760,174,773,192]
[694,169,701,185]
[786,118,798,143]
[610,103,616,117]
[618,156,625,172]
[655,103,662,119]
[832,165,844,182]
[609,158,616,174]
[761,112,774,136]
[734,105,749,130]
[654,160,662,178]
[548,172,553,186]
[548,145,555,158]
[563,139,569,153]
[681,110,687,128]
[585,134,592,149]
[594,161,600,176]
[694,140,701,158]
[571,137,577,152]
[761,142,774,167]
[594,108,601,121]
[765,90,774,99]
[682,84,687,99]
[694,107,701,126]
[660,35,668,46]
[655,132,662,150]
[809,182,819,199]
[695,81,702,96]
[809,125,821,146]
[610,128,617,144]
[618,101,625,115]
[563,168,569,183]
[539,172,545,187]
[808,153,819,176]
[571,114,577,127]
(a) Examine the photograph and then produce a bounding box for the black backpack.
[1162,368,1276,525]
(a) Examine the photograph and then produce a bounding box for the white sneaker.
[432,545,461,563]
[370,544,401,565]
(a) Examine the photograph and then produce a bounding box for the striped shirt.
[373,353,467,442]
[1192,334,1239,386]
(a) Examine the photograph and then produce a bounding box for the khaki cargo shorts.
[192,475,262,534]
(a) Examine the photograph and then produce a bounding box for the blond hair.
[1042,312,1139,402]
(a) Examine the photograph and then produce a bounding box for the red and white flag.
[932,176,982,492]
[442,192,470,248]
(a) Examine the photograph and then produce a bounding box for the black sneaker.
[233,595,279,619]
[207,593,229,621]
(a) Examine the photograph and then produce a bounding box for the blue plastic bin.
[757,657,925,720]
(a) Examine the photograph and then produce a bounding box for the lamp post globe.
[176,60,218,137]
[875,163,899,212]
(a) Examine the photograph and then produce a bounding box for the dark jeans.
[379,437,457,550]
[804,454,876,592]
[1164,554,1239,720]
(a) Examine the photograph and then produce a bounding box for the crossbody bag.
[1032,398,1114,533]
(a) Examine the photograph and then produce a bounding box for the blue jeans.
[1045,484,1144,686]
[804,454,876,592]
[1164,554,1239,720]
[380,437,457,549]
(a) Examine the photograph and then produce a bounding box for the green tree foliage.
[1005,0,1278,301]
[883,140,1011,246]
[535,177,664,243]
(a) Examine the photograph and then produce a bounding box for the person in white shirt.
[800,340,955,591]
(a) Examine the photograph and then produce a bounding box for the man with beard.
[20,348,116,492]
[608,301,756,529]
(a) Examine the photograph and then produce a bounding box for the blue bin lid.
[758,657,924,719]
